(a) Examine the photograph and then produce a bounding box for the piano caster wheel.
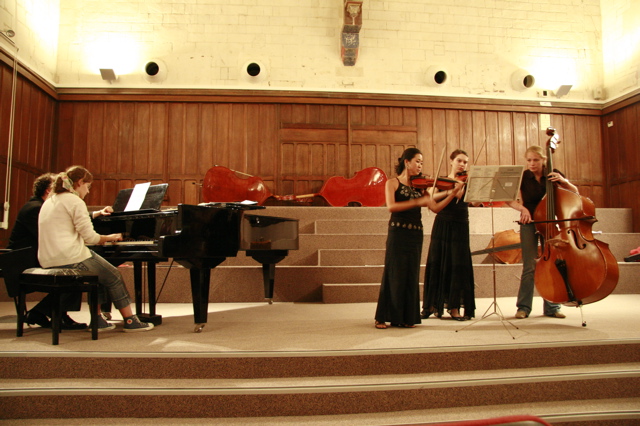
[267,299,273,305]
[194,323,205,333]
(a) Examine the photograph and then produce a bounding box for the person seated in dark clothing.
[7,173,87,330]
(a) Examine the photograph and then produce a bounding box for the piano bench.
[19,268,101,345]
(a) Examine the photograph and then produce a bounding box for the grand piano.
[93,203,299,332]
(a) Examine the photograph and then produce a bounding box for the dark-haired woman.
[38,165,154,332]
[374,148,463,329]
[422,149,476,321]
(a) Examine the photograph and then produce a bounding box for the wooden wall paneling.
[521,112,541,158]
[229,103,248,172]
[55,103,74,172]
[416,108,434,176]
[445,110,461,158]
[199,103,216,177]
[119,103,136,175]
[103,103,122,175]
[0,65,11,150]
[471,111,488,166]
[497,112,514,166]
[83,103,105,206]
[484,111,500,168]
[376,106,390,126]
[166,103,185,178]
[11,79,26,163]
[132,103,151,177]
[512,112,528,163]
[214,104,233,170]
[183,103,200,177]
[458,110,473,160]
[428,109,447,176]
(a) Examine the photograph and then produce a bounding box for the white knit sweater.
[38,192,101,268]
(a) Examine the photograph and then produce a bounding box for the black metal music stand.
[456,165,524,338]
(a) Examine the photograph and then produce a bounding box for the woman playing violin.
[506,145,578,319]
[375,148,463,329]
[422,149,477,321]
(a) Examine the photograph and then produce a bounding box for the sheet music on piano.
[109,183,169,216]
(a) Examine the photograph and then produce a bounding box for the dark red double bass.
[533,128,618,309]
[202,165,388,207]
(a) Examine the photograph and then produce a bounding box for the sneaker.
[515,310,529,319]
[123,315,154,333]
[545,311,566,318]
[88,314,116,332]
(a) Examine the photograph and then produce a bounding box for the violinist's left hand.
[452,180,465,198]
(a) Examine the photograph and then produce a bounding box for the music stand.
[457,165,524,338]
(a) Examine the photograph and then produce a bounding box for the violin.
[410,170,467,191]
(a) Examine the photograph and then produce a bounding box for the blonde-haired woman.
[38,165,154,332]
[506,146,578,319]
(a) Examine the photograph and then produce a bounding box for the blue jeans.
[58,250,132,310]
[517,223,561,316]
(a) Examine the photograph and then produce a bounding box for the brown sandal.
[375,321,387,329]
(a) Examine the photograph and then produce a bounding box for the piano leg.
[190,267,211,333]
[134,260,163,326]
[247,250,288,305]
[260,263,276,304]
[133,260,162,325]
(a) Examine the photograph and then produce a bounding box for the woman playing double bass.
[506,145,578,319]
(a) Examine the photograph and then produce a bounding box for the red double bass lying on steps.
[533,128,618,309]
[202,165,388,207]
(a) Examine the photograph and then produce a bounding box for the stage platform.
[1,296,639,425]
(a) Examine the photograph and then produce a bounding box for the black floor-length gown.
[422,194,476,318]
[375,180,424,326]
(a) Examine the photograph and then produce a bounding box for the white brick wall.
[1,0,638,102]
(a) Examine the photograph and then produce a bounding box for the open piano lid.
[110,183,168,216]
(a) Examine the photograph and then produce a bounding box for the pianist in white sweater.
[38,165,154,333]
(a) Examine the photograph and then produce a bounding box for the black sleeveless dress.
[374,180,424,326]
[422,191,476,318]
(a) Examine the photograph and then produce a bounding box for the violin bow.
[457,138,487,204]
[430,146,447,195]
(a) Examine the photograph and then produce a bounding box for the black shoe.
[60,314,88,330]
[25,310,51,328]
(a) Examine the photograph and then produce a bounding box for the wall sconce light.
[99,68,117,83]
[556,85,572,98]
[511,69,535,91]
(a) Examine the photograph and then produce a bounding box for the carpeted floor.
[0,295,638,354]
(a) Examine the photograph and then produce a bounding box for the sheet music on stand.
[458,164,524,339]
[464,165,524,204]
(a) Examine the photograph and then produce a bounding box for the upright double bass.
[533,128,618,308]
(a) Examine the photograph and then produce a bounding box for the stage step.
[1,367,639,419]
[2,342,639,420]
